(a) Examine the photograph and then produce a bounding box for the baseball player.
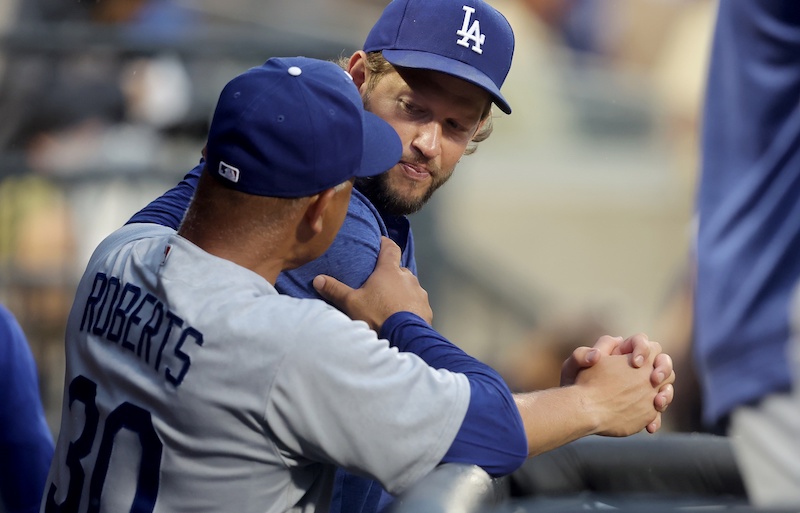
[128,1,675,511]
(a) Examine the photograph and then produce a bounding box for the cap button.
[287,66,302,77]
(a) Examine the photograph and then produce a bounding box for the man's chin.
[391,199,426,216]
[374,194,424,216]
[356,175,434,216]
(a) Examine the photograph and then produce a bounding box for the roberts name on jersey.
[79,271,203,388]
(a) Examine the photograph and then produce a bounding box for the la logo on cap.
[362,0,514,113]
[456,5,485,54]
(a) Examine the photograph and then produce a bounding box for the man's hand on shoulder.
[313,237,433,331]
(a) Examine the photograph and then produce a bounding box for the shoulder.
[89,223,172,264]
[348,188,387,235]
[350,187,380,217]
[236,294,379,373]
[268,295,376,358]
[271,294,363,337]
[276,192,385,297]
[96,223,172,254]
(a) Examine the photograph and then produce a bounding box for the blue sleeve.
[379,312,528,477]
[278,189,417,300]
[126,161,203,228]
[277,198,382,299]
[694,0,800,426]
[0,305,54,513]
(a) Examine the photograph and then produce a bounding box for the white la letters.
[456,5,485,54]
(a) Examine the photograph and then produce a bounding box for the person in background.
[0,303,53,513]
[694,0,800,506]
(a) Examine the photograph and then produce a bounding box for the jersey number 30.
[45,375,163,513]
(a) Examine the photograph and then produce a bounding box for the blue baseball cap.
[364,0,514,114]
[206,56,402,198]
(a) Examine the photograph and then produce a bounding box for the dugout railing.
[389,433,797,513]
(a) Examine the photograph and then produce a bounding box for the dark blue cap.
[364,0,514,114]
[206,57,402,198]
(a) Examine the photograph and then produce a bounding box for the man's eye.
[448,120,467,132]
[449,119,476,135]
[400,101,420,114]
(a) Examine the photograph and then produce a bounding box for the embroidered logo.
[218,160,240,183]
[456,6,485,54]
[161,244,172,266]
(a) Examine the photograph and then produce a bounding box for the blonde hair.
[337,52,494,156]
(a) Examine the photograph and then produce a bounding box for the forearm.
[380,312,527,475]
[513,387,598,458]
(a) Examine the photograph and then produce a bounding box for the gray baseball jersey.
[43,223,470,513]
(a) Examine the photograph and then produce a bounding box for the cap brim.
[357,110,403,178]
[382,49,512,115]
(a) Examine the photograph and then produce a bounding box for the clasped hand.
[562,333,676,434]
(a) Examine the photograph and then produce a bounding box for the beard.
[356,161,450,216]
[359,93,452,216]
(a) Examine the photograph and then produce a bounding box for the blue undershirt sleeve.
[379,312,527,476]
[277,194,383,299]
[126,161,203,228]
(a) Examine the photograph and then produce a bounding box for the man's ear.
[303,188,337,235]
[348,51,369,93]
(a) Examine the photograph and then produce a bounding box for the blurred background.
[0,0,716,438]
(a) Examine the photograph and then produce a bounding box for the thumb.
[561,347,599,386]
[375,236,402,271]
[572,347,600,368]
[313,274,354,309]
